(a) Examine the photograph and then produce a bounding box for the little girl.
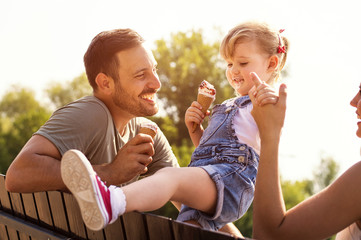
[60,21,289,232]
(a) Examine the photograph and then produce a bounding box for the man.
[5,28,241,237]
[5,29,178,192]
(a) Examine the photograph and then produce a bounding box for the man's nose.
[148,72,161,90]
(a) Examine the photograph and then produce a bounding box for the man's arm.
[5,135,65,192]
[6,134,155,192]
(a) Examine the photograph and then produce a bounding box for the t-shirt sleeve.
[34,101,109,156]
[141,124,180,177]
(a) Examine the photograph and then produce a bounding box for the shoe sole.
[61,150,106,231]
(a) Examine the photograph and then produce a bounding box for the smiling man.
[5,29,179,193]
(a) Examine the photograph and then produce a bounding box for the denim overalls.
[177,95,259,230]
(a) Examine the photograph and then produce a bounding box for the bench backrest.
[0,174,245,240]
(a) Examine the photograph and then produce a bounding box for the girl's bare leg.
[122,167,217,215]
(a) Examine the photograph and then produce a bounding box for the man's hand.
[95,134,155,185]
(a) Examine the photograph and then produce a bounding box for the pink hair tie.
[277,29,286,53]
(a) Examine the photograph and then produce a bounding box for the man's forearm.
[6,154,65,193]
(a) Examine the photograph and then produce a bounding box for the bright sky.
[1,0,360,181]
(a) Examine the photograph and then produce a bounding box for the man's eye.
[136,74,145,78]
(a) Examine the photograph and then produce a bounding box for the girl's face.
[350,84,361,138]
[225,40,277,96]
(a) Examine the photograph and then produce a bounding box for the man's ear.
[267,55,279,72]
[95,73,113,95]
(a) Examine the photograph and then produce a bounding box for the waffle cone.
[139,127,157,139]
[192,93,214,132]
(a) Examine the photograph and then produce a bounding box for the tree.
[154,29,234,145]
[313,155,340,193]
[0,87,50,173]
[45,72,92,109]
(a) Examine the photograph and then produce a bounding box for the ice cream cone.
[139,122,158,139]
[191,80,216,133]
[192,93,215,132]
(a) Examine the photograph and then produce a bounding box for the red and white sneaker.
[61,149,113,231]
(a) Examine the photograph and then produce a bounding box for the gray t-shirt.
[35,96,179,184]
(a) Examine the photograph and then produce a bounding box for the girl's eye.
[240,62,248,66]
[227,63,233,68]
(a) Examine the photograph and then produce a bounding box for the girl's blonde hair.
[220,21,289,82]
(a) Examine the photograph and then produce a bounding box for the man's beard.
[112,82,158,117]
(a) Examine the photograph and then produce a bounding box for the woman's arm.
[250,72,361,239]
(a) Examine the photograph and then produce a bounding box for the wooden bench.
[0,174,250,240]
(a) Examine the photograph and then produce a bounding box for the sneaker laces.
[95,175,112,224]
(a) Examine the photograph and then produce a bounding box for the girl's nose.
[231,65,239,75]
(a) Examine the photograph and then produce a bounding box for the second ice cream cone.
[139,122,158,139]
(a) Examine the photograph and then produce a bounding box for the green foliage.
[171,140,194,167]
[45,72,92,109]
[234,204,253,237]
[313,156,340,193]
[0,87,51,173]
[282,179,313,210]
[0,87,41,118]
[154,29,234,144]
[148,115,179,145]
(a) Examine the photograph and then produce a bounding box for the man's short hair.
[84,29,145,90]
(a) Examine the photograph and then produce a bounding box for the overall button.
[238,156,245,163]
[225,107,232,113]
[239,146,246,151]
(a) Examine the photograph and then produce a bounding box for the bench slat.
[18,231,29,240]
[123,212,148,239]
[103,218,125,240]
[0,223,9,240]
[63,193,87,239]
[21,193,38,222]
[33,192,53,227]
[200,228,238,239]
[145,213,174,240]
[172,220,202,240]
[86,228,105,240]
[9,193,24,218]
[0,211,69,240]
[47,191,69,233]
[0,175,12,212]
[6,226,19,240]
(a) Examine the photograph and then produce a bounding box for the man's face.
[112,43,161,118]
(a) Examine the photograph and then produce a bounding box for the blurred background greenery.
[0,29,339,239]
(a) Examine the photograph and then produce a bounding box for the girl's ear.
[95,73,114,95]
[267,55,279,72]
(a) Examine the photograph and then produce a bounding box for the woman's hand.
[249,75,279,106]
[248,72,287,141]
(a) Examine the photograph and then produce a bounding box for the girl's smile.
[225,40,276,96]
